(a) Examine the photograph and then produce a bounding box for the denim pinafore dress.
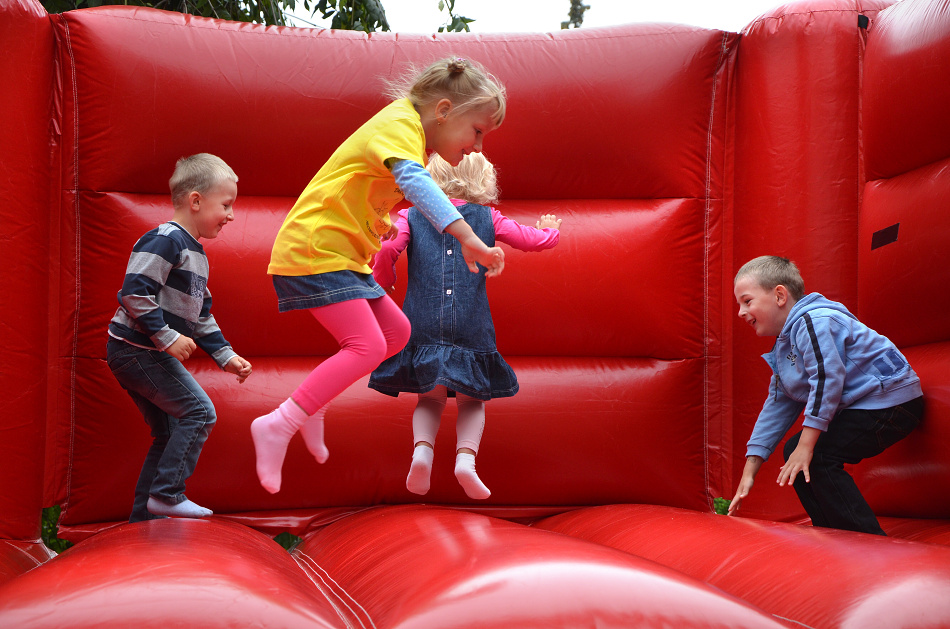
[368,202,518,401]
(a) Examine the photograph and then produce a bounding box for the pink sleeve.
[373,209,411,288]
[491,208,560,251]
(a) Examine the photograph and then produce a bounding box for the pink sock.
[250,398,308,494]
[299,405,330,464]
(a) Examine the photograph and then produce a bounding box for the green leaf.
[41,506,74,554]
[713,497,730,515]
[273,531,303,552]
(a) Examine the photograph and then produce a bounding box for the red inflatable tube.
[536,504,950,629]
[0,541,55,588]
[0,518,348,628]
[292,505,791,628]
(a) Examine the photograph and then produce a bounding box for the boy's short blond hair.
[735,255,805,300]
[427,152,498,206]
[169,153,238,208]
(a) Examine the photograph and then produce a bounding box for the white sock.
[455,452,490,500]
[147,497,212,518]
[407,445,434,495]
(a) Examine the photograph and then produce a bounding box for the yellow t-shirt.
[268,99,426,276]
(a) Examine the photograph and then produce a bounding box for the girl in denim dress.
[370,153,561,499]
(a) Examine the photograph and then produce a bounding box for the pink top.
[373,200,560,288]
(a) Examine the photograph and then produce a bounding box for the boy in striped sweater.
[728,255,922,535]
[107,153,252,522]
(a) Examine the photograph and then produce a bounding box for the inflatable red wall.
[1,0,948,626]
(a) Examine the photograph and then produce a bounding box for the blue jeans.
[107,338,216,523]
[783,396,923,535]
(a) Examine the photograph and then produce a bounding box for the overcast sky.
[287,0,790,33]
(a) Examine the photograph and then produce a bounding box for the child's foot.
[146,497,212,518]
[250,399,307,494]
[299,407,329,464]
[406,445,434,495]
[455,452,490,499]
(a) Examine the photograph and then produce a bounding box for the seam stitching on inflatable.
[703,31,729,511]
[291,553,363,627]
[61,16,81,519]
[292,551,376,628]
[702,35,714,510]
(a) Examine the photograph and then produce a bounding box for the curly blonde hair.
[427,152,498,206]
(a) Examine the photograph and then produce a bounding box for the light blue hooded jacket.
[746,293,922,460]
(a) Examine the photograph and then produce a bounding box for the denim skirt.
[273,270,385,312]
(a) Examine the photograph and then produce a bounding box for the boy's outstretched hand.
[225,355,253,383]
[778,428,819,486]
[727,477,754,516]
[727,455,764,516]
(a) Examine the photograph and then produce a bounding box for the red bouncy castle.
[1,0,949,626]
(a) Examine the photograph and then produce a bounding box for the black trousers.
[783,396,923,535]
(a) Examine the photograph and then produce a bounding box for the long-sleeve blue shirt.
[747,293,922,460]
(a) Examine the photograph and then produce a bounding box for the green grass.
[41,506,74,553]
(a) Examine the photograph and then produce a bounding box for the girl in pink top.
[370,153,561,499]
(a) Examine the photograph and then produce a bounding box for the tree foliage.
[40,0,475,31]
[437,0,472,33]
[313,0,388,31]
[561,0,589,29]
[41,0,292,25]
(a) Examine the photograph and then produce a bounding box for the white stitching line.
[290,552,364,629]
[292,550,376,629]
[60,15,81,521]
[703,31,729,511]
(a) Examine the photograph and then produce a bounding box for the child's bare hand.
[460,238,505,278]
[727,477,754,515]
[481,246,505,278]
[225,355,253,383]
[381,222,399,241]
[778,447,812,486]
[166,335,196,362]
[536,214,562,230]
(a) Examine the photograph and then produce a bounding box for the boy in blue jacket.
[727,255,923,535]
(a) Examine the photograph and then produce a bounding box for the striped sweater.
[108,221,236,368]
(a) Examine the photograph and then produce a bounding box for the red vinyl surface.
[1,0,949,625]
[537,504,950,628]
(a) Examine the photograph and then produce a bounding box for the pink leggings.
[291,296,411,416]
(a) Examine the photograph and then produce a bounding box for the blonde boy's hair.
[427,152,498,205]
[169,153,238,208]
[735,255,805,300]
[386,56,507,128]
